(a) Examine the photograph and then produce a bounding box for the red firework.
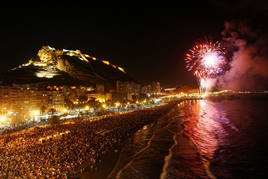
[185,40,227,79]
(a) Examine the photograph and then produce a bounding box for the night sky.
[1,2,268,87]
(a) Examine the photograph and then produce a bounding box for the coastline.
[105,100,209,179]
[78,101,180,178]
[2,93,266,178]
[104,102,183,179]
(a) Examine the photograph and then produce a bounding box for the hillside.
[0,46,134,89]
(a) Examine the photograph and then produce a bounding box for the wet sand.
[103,101,209,179]
[77,101,180,179]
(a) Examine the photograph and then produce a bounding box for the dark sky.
[1,2,267,87]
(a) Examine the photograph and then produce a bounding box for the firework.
[185,40,227,79]
[185,40,227,92]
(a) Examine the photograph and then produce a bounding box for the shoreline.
[77,101,181,178]
[104,99,211,179]
[103,102,183,179]
[1,94,264,178]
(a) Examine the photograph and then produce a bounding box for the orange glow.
[0,115,8,122]
[61,108,68,113]
[96,97,105,103]
[115,102,120,108]
[102,60,110,65]
[102,104,107,108]
[117,67,125,73]
[30,110,40,116]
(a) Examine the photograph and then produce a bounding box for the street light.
[115,102,120,108]
[30,110,40,116]
[102,104,107,109]
[0,115,7,122]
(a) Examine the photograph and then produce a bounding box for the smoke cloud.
[218,20,268,90]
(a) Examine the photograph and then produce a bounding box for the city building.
[47,90,65,111]
[0,86,49,118]
[116,80,141,94]
[151,82,161,94]
[114,81,141,101]
[0,85,68,116]
[141,82,161,95]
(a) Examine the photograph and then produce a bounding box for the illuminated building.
[114,80,141,101]
[116,80,141,94]
[0,86,49,118]
[47,90,65,110]
[141,85,152,94]
[141,82,161,94]
[0,84,68,116]
[151,82,161,94]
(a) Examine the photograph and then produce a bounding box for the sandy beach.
[0,102,176,178]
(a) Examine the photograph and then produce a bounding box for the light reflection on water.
[183,100,236,161]
[181,99,268,179]
[107,99,268,179]
[183,99,241,177]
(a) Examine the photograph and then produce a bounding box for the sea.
[82,98,268,179]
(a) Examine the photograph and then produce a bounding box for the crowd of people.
[0,103,174,178]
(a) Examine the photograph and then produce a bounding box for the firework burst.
[185,40,227,79]
[185,40,228,92]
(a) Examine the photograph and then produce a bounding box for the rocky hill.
[0,46,134,89]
